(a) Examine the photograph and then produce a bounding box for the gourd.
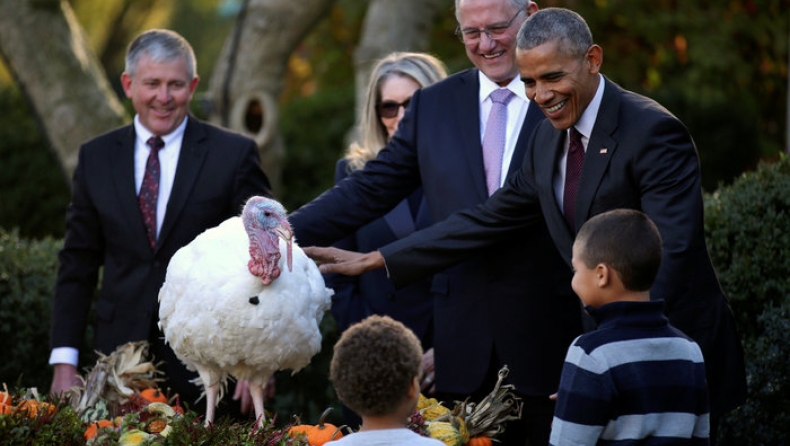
[426,421,464,446]
[418,393,451,421]
[144,402,176,437]
[422,403,451,421]
[451,415,470,444]
[140,388,168,404]
[0,391,11,415]
[84,419,115,440]
[417,393,439,410]
[118,429,152,446]
[288,407,344,445]
[467,436,493,446]
[81,400,110,422]
[16,399,57,418]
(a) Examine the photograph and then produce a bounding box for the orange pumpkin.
[171,404,184,415]
[288,407,344,446]
[140,388,168,404]
[0,391,11,415]
[84,419,115,440]
[16,399,57,418]
[467,436,493,446]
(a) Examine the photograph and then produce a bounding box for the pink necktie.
[139,136,164,250]
[563,127,585,229]
[482,89,515,196]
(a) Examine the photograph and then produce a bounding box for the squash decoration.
[84,419,115,440]
[0,390,11,415]
[288,407,344,445]
[16,399,57,418]
[467,436,494,446]
[140,388,168,404]
[118,429,152,446]
[143,402,177,437]
[425,421,464,446]
[81,400,110,422]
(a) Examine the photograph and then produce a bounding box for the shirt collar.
[572,74,604,139]
[133,115,189,147]
[478,72,528,104]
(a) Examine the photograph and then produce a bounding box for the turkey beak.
[276,217,293,272]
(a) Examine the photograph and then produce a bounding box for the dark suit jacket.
[51,116,271,369]
[326,159,435,348]
[380,77,747,418]
[291,69,584,396]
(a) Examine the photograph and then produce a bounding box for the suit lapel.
[383,190,434,238]
[507,101,545,179]
[534,128,575,262]
[157,117,208,251]
[111,125,152,255]
[574,77,620,230]
[413,195,432,230]
[453,70,489,201]
[383,200,416,240]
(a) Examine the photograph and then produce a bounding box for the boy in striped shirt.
[550,209,710,446]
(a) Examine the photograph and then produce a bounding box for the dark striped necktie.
[563,127,584,229]
[139,136,164,250]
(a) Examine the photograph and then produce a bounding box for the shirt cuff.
[49,347,79,366]
[381,251,392,278]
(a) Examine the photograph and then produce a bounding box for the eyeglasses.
[377,98,411,118]
[455,9,523,44]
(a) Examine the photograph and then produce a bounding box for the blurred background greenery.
[1,0,787,238]
[0,0,788,442]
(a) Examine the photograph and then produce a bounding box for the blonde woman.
[345,52,448,170]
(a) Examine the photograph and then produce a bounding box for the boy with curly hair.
[327,315,443,445]
[551,209,710,445]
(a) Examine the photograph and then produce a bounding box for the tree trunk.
[351,0,452,132]
[0,0,128,181]
[206,0,335,194]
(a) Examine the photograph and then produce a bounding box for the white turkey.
[158,196,333,425]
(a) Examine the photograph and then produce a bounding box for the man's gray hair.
[516,8,592,58]
[125,29,197,79]
[455,0,531,22]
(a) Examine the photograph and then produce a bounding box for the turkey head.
[242,196,293,285]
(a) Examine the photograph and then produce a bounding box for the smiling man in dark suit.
[289,1,587,444]
[48,29,272,416]
[306,7,746,444]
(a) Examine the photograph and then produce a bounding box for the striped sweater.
[550,300,710,446]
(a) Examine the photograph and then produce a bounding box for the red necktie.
[139,136,164,250]
[563,127,584,229]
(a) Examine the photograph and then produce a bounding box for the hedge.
[0,229,75,388]
[704,156,790,444]
[3,157,790,442]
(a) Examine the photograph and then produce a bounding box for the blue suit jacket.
[291,69,584,396]
[380,77,746,418]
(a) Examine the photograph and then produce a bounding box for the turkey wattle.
[158,196,333,425]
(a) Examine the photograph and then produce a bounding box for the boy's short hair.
[330,315,423,416]
[575,209,662,291]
